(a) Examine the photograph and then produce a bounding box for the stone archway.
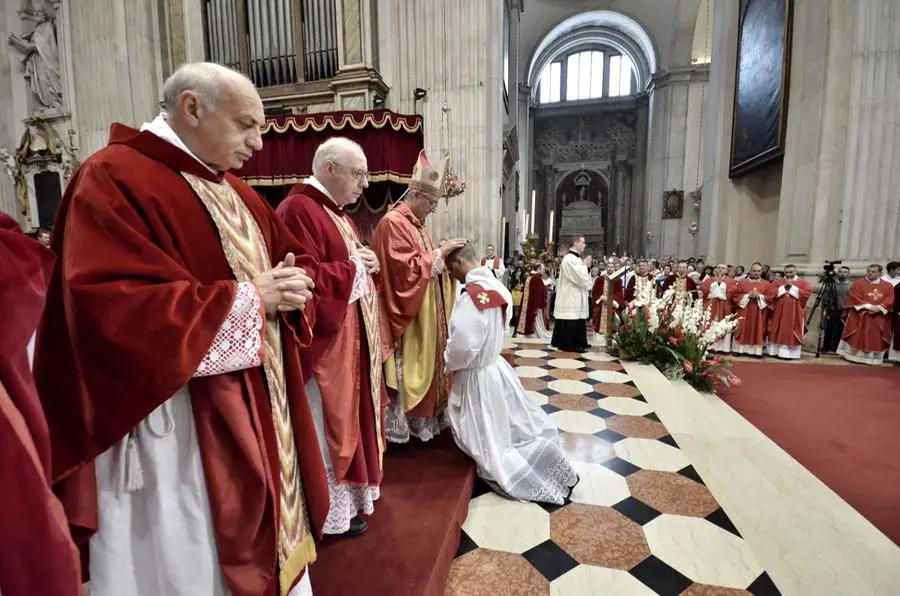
[526,10,658,99]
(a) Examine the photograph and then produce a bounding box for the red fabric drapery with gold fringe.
[236,110,423,243]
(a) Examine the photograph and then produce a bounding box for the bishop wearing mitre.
[837,264,895,365]
[372,150,466,443]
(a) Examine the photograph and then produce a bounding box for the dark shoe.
[342,516,368,537]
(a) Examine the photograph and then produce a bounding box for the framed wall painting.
[729,0,793,178]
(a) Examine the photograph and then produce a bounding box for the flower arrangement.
[614,282,742,394]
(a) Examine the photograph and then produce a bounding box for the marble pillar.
[644,65,709,260]
[614,164,626,252]
[377,0,504,252]
[69,0,165,157]
[833,0,900,264]
[334,0,386,110]
[772,0,898,272]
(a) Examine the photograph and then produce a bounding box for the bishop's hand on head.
[252,252,316,314]
[440,237,468,258]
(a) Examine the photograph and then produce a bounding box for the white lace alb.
[195,281,264,377]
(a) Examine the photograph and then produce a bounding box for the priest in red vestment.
[732,263,771,356]
[515,263,551,338]
[837,264,895,365]
[372,150,466,443]
[592,259,624,345]
[765,264,813,359]
[624,260,653,305]
[661,260,698,301]
[276,137,385,537]
[0,213,81,596]
[700,264,736,353]
[481,243,506,280]
[32,63,328,596]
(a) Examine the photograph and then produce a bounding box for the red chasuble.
[32,125,329,595]
[765,277,813,347]
[591,275,624,333]
[661,274,697,299]
[277,184,384,486]
[371,202,452,417]
[840,279,894,353]
[516,272,549,336]
[732,278,771,347]
[0,214,81,595]
[701,277,736,321]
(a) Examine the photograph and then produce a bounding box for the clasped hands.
[351,241,380,275]
[252,253,315,314]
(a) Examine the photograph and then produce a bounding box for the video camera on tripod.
[820,259,843,280]
[807,259,844,357]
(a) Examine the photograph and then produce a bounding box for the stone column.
[334,0,386,110]
[631,96,649,255]
[614,163,627,252]
[645,65,708,260]
[377,0,504,252]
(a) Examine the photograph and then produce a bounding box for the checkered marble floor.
[445,338,781,596]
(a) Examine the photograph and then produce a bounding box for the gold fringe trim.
[244,171,412,187]
[262,112,422,135]
[279,534,317,596]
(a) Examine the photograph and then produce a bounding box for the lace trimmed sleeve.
[348,255,369,304]
[194,281,265,377]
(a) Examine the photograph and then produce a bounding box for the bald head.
[312,137,369,206]
[162,62,264,172]
[162,62,253,112]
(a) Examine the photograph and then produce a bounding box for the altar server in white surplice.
[443,243,579,504]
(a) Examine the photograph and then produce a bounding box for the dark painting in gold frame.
[729,0,793,178]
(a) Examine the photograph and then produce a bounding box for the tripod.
[805,272,840,358]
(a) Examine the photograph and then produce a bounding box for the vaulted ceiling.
[519,0,704,80]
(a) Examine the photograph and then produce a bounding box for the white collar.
[140,114,217,174]
[306,176,340,208]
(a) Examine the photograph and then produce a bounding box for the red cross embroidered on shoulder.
[464,284,507,311]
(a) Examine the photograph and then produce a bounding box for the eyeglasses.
[332,161,369,182]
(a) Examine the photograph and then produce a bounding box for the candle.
[530,190,536,234]
[549,210,555,242]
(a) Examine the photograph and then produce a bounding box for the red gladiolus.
[668,336,678,346]
[727,374,742,386]
[683,359,694,373]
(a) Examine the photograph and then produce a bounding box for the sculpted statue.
[9,1,63,112]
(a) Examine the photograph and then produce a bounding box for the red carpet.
[310,433,475,596]
[720,361,900,545]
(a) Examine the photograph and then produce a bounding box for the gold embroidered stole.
[516,275,533,335]
[321,207,385,464]
[601,277,612,334]
[181,173,313,595]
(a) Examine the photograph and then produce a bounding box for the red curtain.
[237,110,423,221]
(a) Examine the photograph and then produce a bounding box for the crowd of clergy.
[506,246,899,367]
[0,62,579,596]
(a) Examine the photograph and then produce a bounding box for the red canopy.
[236,110,423,242]
[236,110,423,188]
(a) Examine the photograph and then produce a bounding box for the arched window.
[536,49,636,104]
